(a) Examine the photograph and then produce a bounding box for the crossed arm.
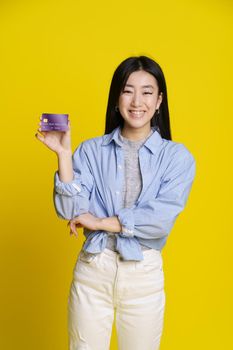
[68,213,122,237]
[54,142,122,236]
[54,142,196,240]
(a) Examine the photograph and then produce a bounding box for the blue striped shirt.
[53,125,196,261]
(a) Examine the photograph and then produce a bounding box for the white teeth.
[129,110,145,118]
[130,110,144,113]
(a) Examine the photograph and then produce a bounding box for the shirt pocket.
[144,177,163,200]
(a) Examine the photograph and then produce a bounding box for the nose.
[131,91,143,107]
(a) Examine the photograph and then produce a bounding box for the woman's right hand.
[35,120,72,155]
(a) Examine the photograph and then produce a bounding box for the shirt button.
[118,165,122,169]
[115,191,120,195]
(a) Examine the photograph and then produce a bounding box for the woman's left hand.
[68,213,101,237]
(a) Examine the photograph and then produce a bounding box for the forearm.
[57,150,73,183]
[53,190,90,220]
[99,216,122,233]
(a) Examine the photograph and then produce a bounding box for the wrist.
[99,216,122,233]
[56,149,72,158]
[95,217,103,231]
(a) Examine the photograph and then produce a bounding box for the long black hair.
[104,55,172,140]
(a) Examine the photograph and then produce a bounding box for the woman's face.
[118,70,163,133]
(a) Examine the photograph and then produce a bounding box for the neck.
[120,125,152,141]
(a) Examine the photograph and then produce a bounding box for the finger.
[35,133,45,143]
[71,225,78,237]
[68,219,76,227]
[37,128,47,137]
[70,229,78,238]
[68,218,78,227]
[70,221,78,235]
[65,120,71,134]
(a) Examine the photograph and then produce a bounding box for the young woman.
[36,55,196,350]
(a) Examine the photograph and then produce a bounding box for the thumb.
[64,120,71,135]
[35,133,45,143]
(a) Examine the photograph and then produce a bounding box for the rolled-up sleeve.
[53,142,94,220]
[117,149,196,239]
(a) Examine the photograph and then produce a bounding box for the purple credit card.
[40,113,69,131]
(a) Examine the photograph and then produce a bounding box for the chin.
[125,120,151,130]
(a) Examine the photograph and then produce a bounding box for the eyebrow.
[125,84,155,89]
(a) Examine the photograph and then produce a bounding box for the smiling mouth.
[128,110,145,118]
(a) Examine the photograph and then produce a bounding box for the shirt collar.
[101,125,164,155]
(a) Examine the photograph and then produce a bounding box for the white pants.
[68,248,166,350]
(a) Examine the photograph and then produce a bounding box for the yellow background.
[0,0,232,349]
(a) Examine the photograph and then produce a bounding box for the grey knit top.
[106,128,154,251]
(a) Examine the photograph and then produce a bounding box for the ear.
[156,92,163,109]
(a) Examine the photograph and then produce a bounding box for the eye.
[122,90,132,93]
[143,92,153,95]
